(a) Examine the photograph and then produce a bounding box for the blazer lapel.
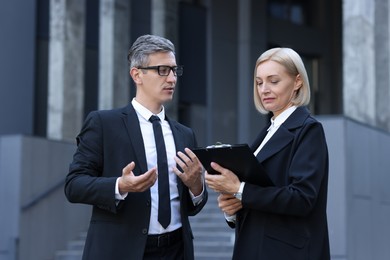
[256,126,294,162]
[167,118,185,152]
[167,117,185,193]
[255,107,310,163]
[121,104,148,175]
[251,126,269,151]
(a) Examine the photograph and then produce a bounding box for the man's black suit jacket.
[65,103,208,260]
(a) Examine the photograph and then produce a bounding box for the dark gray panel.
[0,0,36,135]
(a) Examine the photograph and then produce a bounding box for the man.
[65,34,207,260]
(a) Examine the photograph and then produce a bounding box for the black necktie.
[149,115,171,228]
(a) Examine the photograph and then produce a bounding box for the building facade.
[1,0,390,259]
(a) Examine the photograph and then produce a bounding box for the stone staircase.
[190,188,235,259]
[55,232,86,260]
[54,188,235,260]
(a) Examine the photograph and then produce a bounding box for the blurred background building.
[1,0,390,259]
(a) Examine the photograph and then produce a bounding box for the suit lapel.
[167,116,186,153]
[256,126,294,162]
[167,117,185,193]
[251,126,269,152]
[121,104,148,175]
[255,107,310,163]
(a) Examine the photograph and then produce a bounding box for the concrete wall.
[0,136,90,260]
[320,116,390,260]
[0,0,36,136]
[343,0,390,132]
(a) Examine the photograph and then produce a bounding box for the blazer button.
[146,199,151,206]
[142,228,148,234]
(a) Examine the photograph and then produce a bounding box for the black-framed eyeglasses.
[138,65,183,76]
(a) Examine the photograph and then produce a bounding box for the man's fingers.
[136,167,157,183]
[119,164,158,193]
[175,150,203,175]
[174,155,187,170]
[176,148,202,167]
[172,167,183,177]
[131,167,158,192]
[176,151,190,163]
[183,148,199,161]
[122,162,135,176]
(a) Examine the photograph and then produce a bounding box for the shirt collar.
[268,106,297,131]
[131,98,166,121]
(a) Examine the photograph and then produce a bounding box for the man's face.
[133,52,178,112]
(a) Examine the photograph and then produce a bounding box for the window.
[268,0,312,26]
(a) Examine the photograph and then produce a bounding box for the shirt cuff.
[115,177,128,201]
[224,212,236,223]
[238,181,245,193]
[189,181,205,206]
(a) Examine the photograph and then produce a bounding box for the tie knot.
[149,115,160,123]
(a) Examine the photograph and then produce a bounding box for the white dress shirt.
[115,98,204,234]
[254,106,297,156]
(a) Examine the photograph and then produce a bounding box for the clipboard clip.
[206,142,232,149]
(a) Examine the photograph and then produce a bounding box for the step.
[194,250,233,259]
[55,250,82,260]
[66,240,85,251]
[53,187,234,259]
[193,231,235,242]
[195,243,233,253]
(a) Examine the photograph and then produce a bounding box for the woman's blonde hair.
[253,47,311,114]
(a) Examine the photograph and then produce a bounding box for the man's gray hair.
[127,34,175,68]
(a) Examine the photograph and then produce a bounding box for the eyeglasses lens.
[158,66,183,76]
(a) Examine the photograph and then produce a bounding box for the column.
[47,0,86,141]
[151,0,179,118]
[237,0,268,143]
[0,0,36,135]
[98,0,130,110]
[343,0,376,126]
[375,0,390,130]
[237,0,252,143]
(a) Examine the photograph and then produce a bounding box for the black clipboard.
[193,144,273,186]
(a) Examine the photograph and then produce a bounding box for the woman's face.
[256,60,301,118]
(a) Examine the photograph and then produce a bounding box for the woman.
[205,47,330,259]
